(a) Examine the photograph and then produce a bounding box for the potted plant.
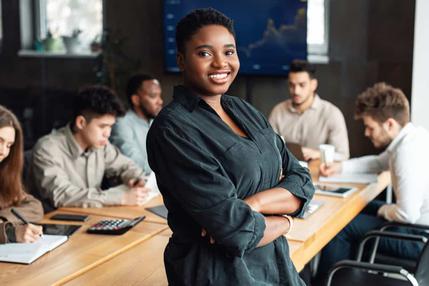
[62,29,82,54]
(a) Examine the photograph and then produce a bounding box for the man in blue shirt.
[110,74,163,175]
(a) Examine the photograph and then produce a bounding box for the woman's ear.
[75,115,87,130]
[177,52,185,71]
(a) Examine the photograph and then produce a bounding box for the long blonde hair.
[0,105,25,209]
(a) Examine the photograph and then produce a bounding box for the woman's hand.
[14,223,43,243]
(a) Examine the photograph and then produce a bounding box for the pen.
[11,208,29,224]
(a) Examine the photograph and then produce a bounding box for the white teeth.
[209,73,228,79]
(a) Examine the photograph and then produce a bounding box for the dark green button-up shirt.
[147,86,314,285]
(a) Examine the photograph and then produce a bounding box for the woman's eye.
[198,51,211,57]
[225,50,235,56]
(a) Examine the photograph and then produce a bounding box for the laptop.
[286,142,306,161]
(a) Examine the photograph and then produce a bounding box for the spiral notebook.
[0,235,68,264]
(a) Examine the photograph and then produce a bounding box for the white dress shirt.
[342,123,429,225]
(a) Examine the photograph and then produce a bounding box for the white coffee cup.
[319,144,335,165]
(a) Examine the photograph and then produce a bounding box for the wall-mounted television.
[163,0,307,76]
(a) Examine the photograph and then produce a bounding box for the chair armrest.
[364,230,428,243]
[380,222,429,233]
[356,230,427,262]
[326,260,418,286]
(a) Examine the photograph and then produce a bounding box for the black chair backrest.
[415,240,429,285]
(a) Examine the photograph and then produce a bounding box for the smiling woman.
[147,8,314,285]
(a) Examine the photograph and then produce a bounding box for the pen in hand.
[11,208,43,240]
[11,208,29,224]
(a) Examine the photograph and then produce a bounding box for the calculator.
[86,216,145,235]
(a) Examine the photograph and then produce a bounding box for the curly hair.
[355,82,410,126]
[0,105,25,209]
[175,8,235,54]
[71,85,125,127]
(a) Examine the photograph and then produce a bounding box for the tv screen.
[163,0,307,76]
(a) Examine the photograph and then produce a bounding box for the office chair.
[367,222,429,272]
[325,230,429,286]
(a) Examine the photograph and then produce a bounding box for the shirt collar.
[64,124,91,159]
[387,122,414,153]
[173,85,202,112]
[287,94,321,113]
[173,85,233,112]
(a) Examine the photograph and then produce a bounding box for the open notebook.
[0,234,67,264]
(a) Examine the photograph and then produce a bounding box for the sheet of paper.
[318,173,378,184]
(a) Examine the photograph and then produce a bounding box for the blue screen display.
[163,0,308,76]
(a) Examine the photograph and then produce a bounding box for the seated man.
[269,60,349,161]
[29,85,151,211]
[318,82,429,275]
[110,74,163,175]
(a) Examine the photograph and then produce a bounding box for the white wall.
[411,0,429,131]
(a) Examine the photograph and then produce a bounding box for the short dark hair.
[355,82,410,126]
[126,74,155,107]
[175,8,235,54]
[289,60,316,79]
[71,85,125,127]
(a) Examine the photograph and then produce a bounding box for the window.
[36,0,102,53]
[307,0,329,57]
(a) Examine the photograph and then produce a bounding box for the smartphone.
[314,183,357,198]
[50,213,89,222]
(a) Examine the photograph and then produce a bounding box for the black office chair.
[368,222,429,272]
[325,230,429,286]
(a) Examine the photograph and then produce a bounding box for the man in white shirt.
[318,82,429,276]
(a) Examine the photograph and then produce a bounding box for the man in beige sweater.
[29,85,151,211]
[269,60,349,161]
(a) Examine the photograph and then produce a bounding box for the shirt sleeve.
[147,126,266,257]
[274,134,315,217]
[327,107,350,160]
[377,144,425,223]
[0,222,13,244]
[342,151,390,174]
[111,120,150,174]
[103,143,145,184]
[32,143,126,208]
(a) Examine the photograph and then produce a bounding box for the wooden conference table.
[0,161,390,285]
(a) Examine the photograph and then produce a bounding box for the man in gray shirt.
[29,85,151,211]
[269,60,350,161]
[110,74,163,175]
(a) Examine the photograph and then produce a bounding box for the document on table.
[0,235,68,264]
[318,173,378,184]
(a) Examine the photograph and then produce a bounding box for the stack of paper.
[0,235,67,264]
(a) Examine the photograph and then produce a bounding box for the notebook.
[0,234,68,264]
